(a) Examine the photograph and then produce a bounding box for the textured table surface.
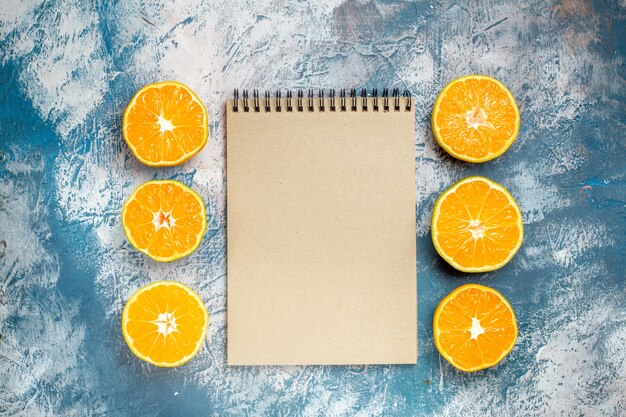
[1,1,625,416]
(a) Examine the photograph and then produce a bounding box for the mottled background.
[1,0,625,416]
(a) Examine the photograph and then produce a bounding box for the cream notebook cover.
[227,89,416,365]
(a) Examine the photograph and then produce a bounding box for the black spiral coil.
[232,88,412,112]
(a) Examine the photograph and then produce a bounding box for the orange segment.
[122,180,207,262]
[434,284,518,372]
[122,281,209,367]
[432,75,520,162]
[123,81,208,166]
[431,176,523,272]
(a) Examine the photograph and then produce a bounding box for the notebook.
[226,89,416,365]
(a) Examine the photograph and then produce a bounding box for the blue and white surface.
[1,1,625,415]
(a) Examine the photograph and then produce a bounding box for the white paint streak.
[2,1,109,137]
[518,305,626,416]
[522,216,613,270]
[0,155,88,416]
[506,161,571,224]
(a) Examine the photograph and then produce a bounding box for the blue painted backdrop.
[1,1,625,416]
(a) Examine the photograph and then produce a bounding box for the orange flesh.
[124,283,207,365]
[435,179,522,270]
[435,285,517,371]
[123,182,205,261]
[435,78,518,160]
[124,83,207,165]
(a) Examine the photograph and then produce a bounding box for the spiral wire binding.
[264,91,271,112]
[403,89,411,111]
[232,88,412,113]
[308,89,314,112]
[242,90,249,112]
[339,89,346,111]
[345,89,355,111]
[253,89,260,112]
[233,89,240,112]
[382,89,387,111]
[393,88,400,111]
[372,88,379,111]
[361,88,367,111]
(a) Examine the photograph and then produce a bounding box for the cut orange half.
[431,176,523,272]
[432,75,520,162]
[122,180,206,262]
[433,284,518,372]
[123,81,208,166]
[122,281,209,367]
